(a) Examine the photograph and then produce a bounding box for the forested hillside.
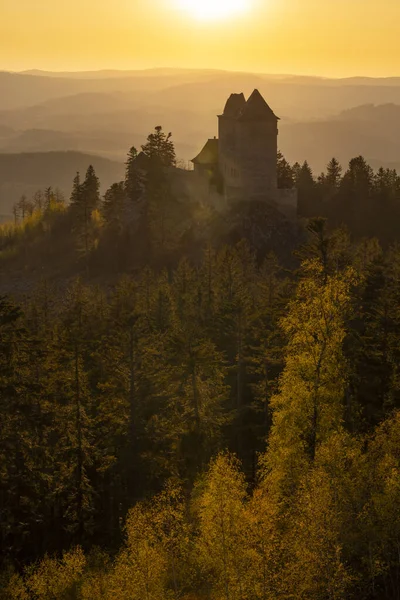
[0,152,124,218]
[2,128,400,599]
[2,227,400,599]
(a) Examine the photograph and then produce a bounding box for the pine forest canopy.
[2,124,400,599]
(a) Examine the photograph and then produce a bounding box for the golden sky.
[2,0,400,76]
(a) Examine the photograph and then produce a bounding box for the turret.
[236,89,279,198]
[218,93,246,199]
[218,89,280,201]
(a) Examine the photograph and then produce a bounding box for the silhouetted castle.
[192,89,297,218]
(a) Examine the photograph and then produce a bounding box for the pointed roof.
[191,138,219,165]
[222,93,247,118]
[238,89,279,121]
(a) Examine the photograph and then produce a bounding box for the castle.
[191,89,297,218]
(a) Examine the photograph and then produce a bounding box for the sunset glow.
[176,0,250,21]
[1,0,400,76]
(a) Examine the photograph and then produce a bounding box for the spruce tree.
[70,167,101,263]
[141,126,176,168]
[140,127,181,264]
[196,453,249,600]
[70,172,82,209]
[326,157,343,188]
[277,151,294,189]
[82,165,100,213]
[261,260,357,499]
[297,160,318,216]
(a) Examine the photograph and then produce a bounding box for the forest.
[1,128,400,599]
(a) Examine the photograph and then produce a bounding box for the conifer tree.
[70,166,101,262]
[125,146,145,205]
[140,127,183,263]
[363,410,400,598]
[17,194,30,221]
[103,181,127,235]
[50,282,102,540]
[346,248,400,431]
[277,151,294,189]
[326,157,343,189]
[110,500,167,599]
[286,432,360,600]
[0,296,54,563]
[297,160,318,216]
[261,260,357,499]
[82,165,100,213]
[152,482,192,599]
[196,453,249,600]
[141,126,176,168]
[70,172,82,209]
[212,243,258,460]
[338,156,374,236]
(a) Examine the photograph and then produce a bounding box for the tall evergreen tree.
[140,127,182,264]
[141,126,176,168]
[261,260,357,499]
[277,151,294,189]
[196,453,250,600]
[70,166,101,262]
[297,160,319,216]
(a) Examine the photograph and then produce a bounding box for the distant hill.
[3,69,400,115]
[0,151,124,217]
[279,103,400,173]
[0,70,238,111]
[17,69,400,87]
[0,97,214,162]
[20,68,225,79]
[0,129,141,159]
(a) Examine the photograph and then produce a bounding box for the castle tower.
[218,89,279,201]
[191,89,298,218]
[217,93,246,200]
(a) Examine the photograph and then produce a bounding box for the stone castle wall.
[218,114,278,202]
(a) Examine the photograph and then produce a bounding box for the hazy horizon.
[3,67,400,80]
[3,0,400,77]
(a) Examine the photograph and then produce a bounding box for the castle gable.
[238,89,279,122]
[222,93,247,118]
[192,138,219,165]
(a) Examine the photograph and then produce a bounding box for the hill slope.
[0,151,124,217]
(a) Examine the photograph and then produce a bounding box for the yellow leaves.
[256,263,365,535]
[108,483,193,600]
[195,453,250,600]
[16,547,87,599]
[261,264,359,500]
[280,434,361,600]
[364,410,400,561]
[4,572,29,600]
[243,490,284,600]
[91,208,102,226]
[110,522,167,599]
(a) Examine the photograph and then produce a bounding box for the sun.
[176,0,250,21]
